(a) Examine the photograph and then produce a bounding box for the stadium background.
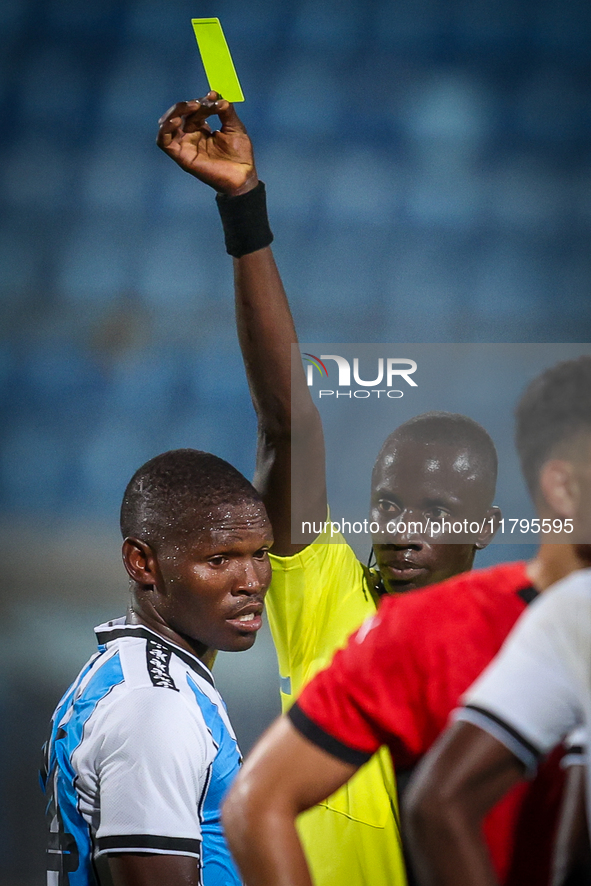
[1,0,590,881]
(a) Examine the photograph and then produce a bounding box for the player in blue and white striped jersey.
[41,449,273,886]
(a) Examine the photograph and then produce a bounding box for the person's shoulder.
[96,623,216,694]
[529,567,591,619]
[549,566,591,598]
[97,683,209,748]
[374,562,530,639]
[269,508,360,566]
[383,561,528,610]
[269,543,358,576]
[268,524,367,609]
[433,560,530,598]
[269,533,358,569]
[493,568,591,662]
[90,637,211,725]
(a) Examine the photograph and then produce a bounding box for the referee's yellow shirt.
[267,524,407,886]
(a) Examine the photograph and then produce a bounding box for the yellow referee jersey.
[267,524,407,886]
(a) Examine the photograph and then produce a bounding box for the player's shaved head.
[373,411,498,504]
[120,449,264,551]
[516,355,591,497]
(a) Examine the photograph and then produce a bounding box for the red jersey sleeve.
[289,595,431,770]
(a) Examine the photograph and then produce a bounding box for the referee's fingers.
[184,119,213,136]
[157,100,199,128]
[215,99,247,135]
[157,100,210,150]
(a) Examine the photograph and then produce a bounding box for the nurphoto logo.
[303,353,418,399]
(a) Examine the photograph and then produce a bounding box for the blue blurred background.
[1,0,590,880]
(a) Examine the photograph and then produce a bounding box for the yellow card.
[191,18,245,103]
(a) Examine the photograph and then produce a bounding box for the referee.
[158,94,501,886]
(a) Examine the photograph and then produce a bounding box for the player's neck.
[526,543,586,592]
[126,602,217,670]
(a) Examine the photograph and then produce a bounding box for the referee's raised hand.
[157,91,258,195]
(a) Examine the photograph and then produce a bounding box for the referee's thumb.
[217,100,246,133]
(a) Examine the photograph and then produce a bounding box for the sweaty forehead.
[158,500,271,558]
[190,500,269,534]
[373,437,485,491]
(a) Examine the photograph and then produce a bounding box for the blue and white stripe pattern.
[41,618,243,886]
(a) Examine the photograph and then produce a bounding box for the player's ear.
[474,505,502,550]
[538,460,577,518]
[122,537,159,586]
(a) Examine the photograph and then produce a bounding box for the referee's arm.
[156,95,327,557]
[230,193,326,557]
[233,235,327,557]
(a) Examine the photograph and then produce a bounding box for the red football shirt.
[290,562,564,886]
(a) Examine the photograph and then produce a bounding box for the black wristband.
[215,181,274,258]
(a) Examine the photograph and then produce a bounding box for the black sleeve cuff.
[95,834,201,857]
[288,702,373,767]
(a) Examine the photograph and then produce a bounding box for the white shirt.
[457,568,591,779]
[42,619,242,886]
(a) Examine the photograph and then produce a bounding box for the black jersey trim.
[95,625,214,688]
[517,585,539,606]
[562,744,585,767]
[96,834,201,855]
[463,704,542,762]
[288,703,372,767]
[146,639,178,691]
